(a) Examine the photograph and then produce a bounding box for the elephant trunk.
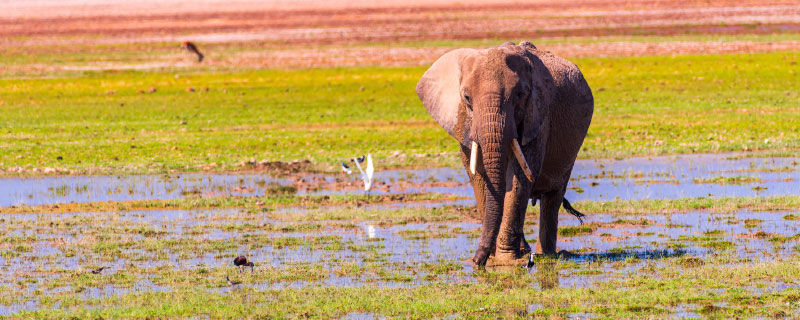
[471,98,515,266]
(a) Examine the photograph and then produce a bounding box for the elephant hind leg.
[536,189,566,255]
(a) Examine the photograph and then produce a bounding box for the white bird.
[353,154,374,191]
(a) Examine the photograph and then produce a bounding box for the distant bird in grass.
[525,253,535,269]
[181,41,204,62]
[90,267,108,274]
[226,276,241,286]
[340,161,352,175]
[352,154,374,192]
[233,256,255,272]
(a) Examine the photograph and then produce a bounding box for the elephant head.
[417,43,548,266]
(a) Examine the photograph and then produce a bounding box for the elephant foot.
[492,247,522,263]
[472,247,492,267]
[485,256,529,268]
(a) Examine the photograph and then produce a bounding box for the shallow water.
[568,153,800,201]
[0,173,289,207]
[1,153,798,207]
[2,205,799,308]
[2,152,800,316]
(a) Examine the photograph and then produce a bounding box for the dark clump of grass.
[743,219,763,228]
[700,240,735,250]
[698,304,726,315]
[420,261,463,275]
[558,225,593,237]
[702,230,725,237]
[576,269,603,275]
[265,184,297,196]
[674,256,705,268]
[608,247,627,254]
[692,176,760,185]
[768,234,800,243]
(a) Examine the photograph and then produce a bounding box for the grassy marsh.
[2,201,800,318]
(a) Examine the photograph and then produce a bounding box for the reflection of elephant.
[416,41,593,266]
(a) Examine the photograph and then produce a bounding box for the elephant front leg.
[493,163,532,262]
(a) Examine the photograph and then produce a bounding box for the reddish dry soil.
[4,0,800,43]
[2,0,799,70]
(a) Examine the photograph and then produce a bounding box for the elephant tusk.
[512,138,534,182]
[469,141,478,175]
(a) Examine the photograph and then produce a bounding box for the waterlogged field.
[2,0,800,318]
[3,198,800,318]
[2,154,800,318]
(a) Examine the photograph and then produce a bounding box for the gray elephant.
[416,41,593,266]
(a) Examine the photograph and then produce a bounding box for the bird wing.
[364,154,374,191]
[354,157,368,190]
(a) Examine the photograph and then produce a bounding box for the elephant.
[416,41,593,266]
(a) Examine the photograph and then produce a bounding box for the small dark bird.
[341,161,352,175]
[181,41,204,62]
[233,256,255,272]
[226,276,241,286]
[90,266,108,274]
[354,155,366,163]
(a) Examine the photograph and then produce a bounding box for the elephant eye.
[463,93,472,108]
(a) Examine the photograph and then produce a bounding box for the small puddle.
[340,312,385,320]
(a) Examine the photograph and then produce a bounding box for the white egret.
[353,154,374,192]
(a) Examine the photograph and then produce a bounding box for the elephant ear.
[520,51,553,147]
[416,48,476,140]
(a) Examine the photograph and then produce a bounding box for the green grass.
[693,175,761,184]
[9,257,800,318]
[1,50,799,175]
[558,225,594,237]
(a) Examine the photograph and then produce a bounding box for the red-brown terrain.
[2,0,799,70]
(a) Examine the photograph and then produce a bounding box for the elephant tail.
[562,198,585,224]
